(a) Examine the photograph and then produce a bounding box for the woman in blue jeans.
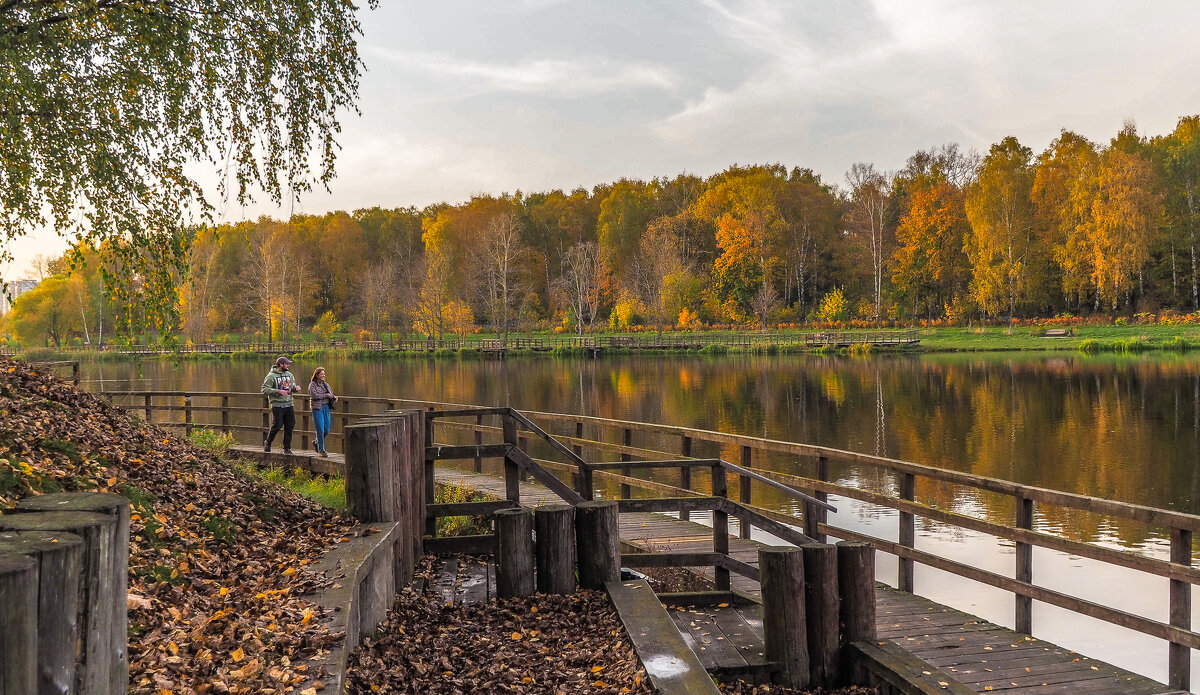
[308,367,338,456]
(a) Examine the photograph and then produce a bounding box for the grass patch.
[186,428,237,457]
[435,478,496,537]
[237,462,347,511]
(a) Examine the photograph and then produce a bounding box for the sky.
[7,0,1200,279]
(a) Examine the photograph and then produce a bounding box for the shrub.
[816,288,849,323]
[186,428,236,457]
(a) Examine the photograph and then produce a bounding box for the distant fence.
[100,387,1200,691]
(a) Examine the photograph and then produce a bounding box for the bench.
[1042,328,1073,337]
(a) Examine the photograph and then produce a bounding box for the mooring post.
[760,547,810,689]
[495,508,535,598]
[345,421,394,523]
[575,500,620,590]
[837,541,876,684]
[0,530,84,694]
[0,554,37,695]
[535,505,576,595]
[803,543,840,688]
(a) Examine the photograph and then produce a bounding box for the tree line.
[6,116,1200,346]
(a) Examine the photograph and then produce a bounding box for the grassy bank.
[13,323,1200,361]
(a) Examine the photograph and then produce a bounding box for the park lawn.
[914,324,1200,351]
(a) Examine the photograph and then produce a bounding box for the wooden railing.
[99,388,1200,691]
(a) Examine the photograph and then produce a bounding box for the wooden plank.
[606,579,722,695]
[428,500,517,517]
[433,558,458,605]
[848,640,976,695]
[427,443,511,461]
[668,606,749,671]
[424,535,496,556]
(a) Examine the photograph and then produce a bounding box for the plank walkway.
[233,447,1186,694]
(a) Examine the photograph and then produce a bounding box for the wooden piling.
[495,508,535,598]
[535,505,576,595]
[803,543,840,688]
[0,511,121,695]
[0,530,84,695]
[836,541,876,645]
[760,547,810,689]
[575,500,620,590]
[345,421,395,523]
[0,554,38,695]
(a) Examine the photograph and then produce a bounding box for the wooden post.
[0,510,122,694]
[301,411,310,452]
[620,427,633,499]
[474,413,484,473]
[1170,527,1192,691]
[1015,496,1033,634]
[836,541,876,644]
[518,434,529,482]
[711,463,730,591]
[535,505,576,595]
[409,410,427,564]
[813,456,829,544]
[575,501,620,590]
[344,422,394,523]
[495,508,535,598]
[739,445,752,539]
[143,393,152,423]
[221,395,230,434]
[680,435,693,522]
[380,417,412,588]
[184,395,193,436]
[503,412,521,504]
[0,554,37,695]
[573,421,584,459]
[0,530,84,695]
[262,403,269,445]
[803,544,839,688]
[15,491,131,693]
[760,547,810,689]
[424,411,436,540]
[898,472,915,592]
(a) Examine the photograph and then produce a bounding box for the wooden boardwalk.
[234,447,1186,694]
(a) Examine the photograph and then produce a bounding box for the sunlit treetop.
[0,0,376,334]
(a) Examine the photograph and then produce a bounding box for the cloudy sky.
[8,0,1200,278]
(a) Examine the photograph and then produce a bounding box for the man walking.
[262,356,301,454]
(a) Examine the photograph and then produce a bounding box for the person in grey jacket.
[308,367,338,456]
[262,356,301,453]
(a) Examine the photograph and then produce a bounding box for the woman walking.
[308,367,338,456]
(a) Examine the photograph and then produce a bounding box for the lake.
[78,351,1200,684]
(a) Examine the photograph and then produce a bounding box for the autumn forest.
[8,117,1200,346]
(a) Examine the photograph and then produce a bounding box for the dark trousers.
[266,405,296,450]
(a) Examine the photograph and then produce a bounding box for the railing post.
[1170,527,1192,691]
[680,435,693,521]
[144,393,152,423]
[572,421,584,459]
[518,434,529,482]
[474,413,484,473]
[221,395,230,434]
[424,412,437,539]
[740,445,753,539]
[262,399,269,445]
[1015,495,1033,634]
[301,411,310,452]
[712,462,730,591]
[620,427,632,499]
[503,411,520,504]
[184,395,193,436]
[899,472,915,592]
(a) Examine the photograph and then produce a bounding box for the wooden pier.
[119,391,1200,692]
[233,445,1187,694]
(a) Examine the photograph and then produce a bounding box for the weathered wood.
[506,447,585,504]
[621,551,725,568]
[0,554,37,695]
[605,579,723,695]
[711,464,731,591]
[848,640,976,695]
[680,435,693,522]
[0,531,84,695]
[616,497,721,514]
[503,414,521,503]
[407,410,427,566]
[1170,527,1192,691]
[387,415,414,587]
[495,508,535,598]
[428,500,517,517]
[898,472,915,592]
[803,543,839,688]
[535,505,576,595]
[424,534,496,556]
[427,443,511,461]
[15,490,132,693]
[0,511,119,695]
[739,445,752,539]
[759,547,809,688]
[575,501,620,590]
[837,541,877,647]
[344,422,394,523]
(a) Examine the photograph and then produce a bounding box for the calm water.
[79,352,1200,685]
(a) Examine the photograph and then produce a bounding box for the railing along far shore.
[99,388,1200,691]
